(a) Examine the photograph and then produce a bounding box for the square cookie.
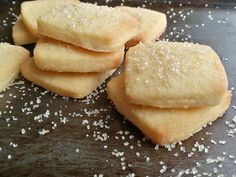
[37,2,140,52]
[107,75,231,145]
[21,58,114,99]
[125,42,228,108]
[34,37,124,72]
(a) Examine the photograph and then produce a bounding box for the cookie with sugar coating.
[37,3,140,52]
[34,37,124,73]
[21,0,78,36]
[125,42,228,108]
[12,16,38,45]
[21,58,114,99]
[107,74,231,145]
[117,6,167,47]
[0,43,30,92]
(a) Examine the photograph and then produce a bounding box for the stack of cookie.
[0,0,232,145]
[107,41,231,145]
[11,0,167,98]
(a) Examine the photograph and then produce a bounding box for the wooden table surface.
[0,0,236,176]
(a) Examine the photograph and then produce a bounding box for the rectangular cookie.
[107,74,231,145]
[34,37,124,72]
[125,42,228,108]
[37,2,140,52]
[20,58,114,99]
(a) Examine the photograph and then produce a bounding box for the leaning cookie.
[107,75,231,145]
[12,16,38,45]
[37,2,140,52]
[21,58,114,99]
[117,6,167,47]
[125,42,228,108]
[0,43,30,92]
[34,37,124,73]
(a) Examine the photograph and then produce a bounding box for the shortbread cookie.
[37,3,140,52]
[21,0,78,36]
[0,43,30,92]
[107,75,231,145]
[117,6,167,47]
[21,58,114,98]
[12,16,38,45]
[125,42,228,108]
[34,37,124,72]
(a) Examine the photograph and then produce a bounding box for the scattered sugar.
[111,149,124,157]
[145,156,150,162]
[38,129,50,135]
[8,154,12,160]
[0,1,235,176]
[94,174,104,177]
[10,142,18,148]
[160,165,167,173]
[126,173,135,177]
[219,140,227,145]
[75,148,80,153]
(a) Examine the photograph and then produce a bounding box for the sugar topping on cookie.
[48,3,125,32]
[125,41,228,108]
[38,2,139,52]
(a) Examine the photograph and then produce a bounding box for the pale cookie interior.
[21,0,78,36]
[21,58,115,99]
[118,6,167,47]
[34,37,124,72]
[37,2,140,52]
[107,75,231,145]
[125,42,228,108]
[12,16,38,45]
[0,43,30,92]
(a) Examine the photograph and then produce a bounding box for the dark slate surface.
[0,0,236,176]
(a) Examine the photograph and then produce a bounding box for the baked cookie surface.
[0,43,30,92]
[107,74,231,145]
[125,42,228,108]
[34,37,124,72]
[37,2,140,52]
[117,6,167,47]
[21,0,78,36]
[21,58,114,99]
[12,16,38,45]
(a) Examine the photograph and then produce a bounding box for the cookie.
[0,43,30,92]
[21,58,114,98]
[12,16,38,45]
[107,74,231,145]
[37,2,140,52]
[34,37,124,72]
[21,0,78,36]
[125,42,228,108]
[117,6,167,47]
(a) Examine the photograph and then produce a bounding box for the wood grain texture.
[0,0,236,176]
